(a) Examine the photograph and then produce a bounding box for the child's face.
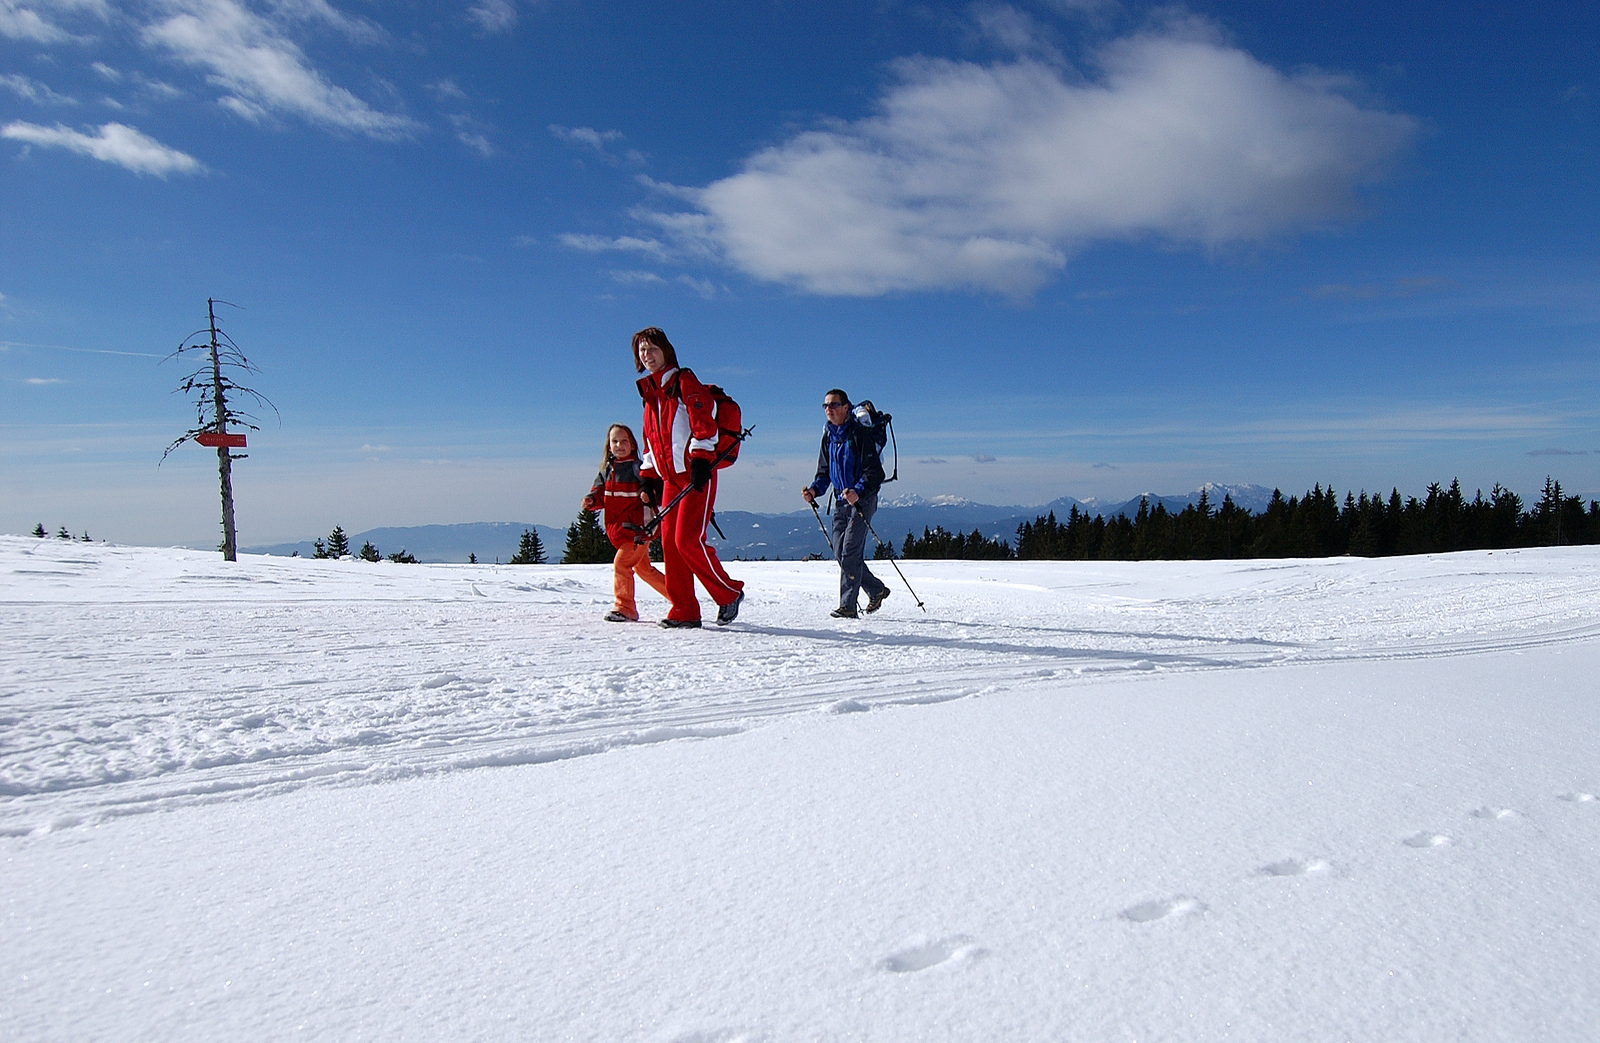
[609,428,634,458]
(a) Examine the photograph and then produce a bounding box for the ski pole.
[854,504,926,612]
[643,426,754,536]
[808,500,835,559]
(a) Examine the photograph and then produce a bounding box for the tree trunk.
[208,299,238,562]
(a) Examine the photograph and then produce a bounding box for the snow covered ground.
[4,534,1599,1041]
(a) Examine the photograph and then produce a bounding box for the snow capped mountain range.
[244,485,1279,563]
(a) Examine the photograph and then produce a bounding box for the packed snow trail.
[4,536,1600,835]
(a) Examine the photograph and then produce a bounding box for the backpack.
[667,373,744,469]
[852,400,897,482]
[705,384,743,468]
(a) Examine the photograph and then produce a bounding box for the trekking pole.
[854,504,926,611]
[808,500,835,559]
[643,426,754,536]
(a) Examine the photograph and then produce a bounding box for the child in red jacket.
[581,424,670,622]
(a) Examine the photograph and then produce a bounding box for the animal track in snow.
[1470,806,1516,820]
[1557,792,1597,803]
[877,935,983,973]
[1257,857,1330,877]
[1402,832,1452,849]
[1121,896,1205,923]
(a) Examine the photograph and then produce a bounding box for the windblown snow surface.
[4,534,1599,1041]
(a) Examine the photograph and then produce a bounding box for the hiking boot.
[716,591,744,626]
[864,588,890,614]
[830,606,858,619]
[604,610,636,622]
[659,617,703,629]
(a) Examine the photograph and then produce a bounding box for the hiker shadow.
[737,624,1263,669]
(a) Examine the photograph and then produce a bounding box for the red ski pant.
[612,541,668,620]
[658,471,743,622]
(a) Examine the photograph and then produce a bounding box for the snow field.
[4,536,1600,1040]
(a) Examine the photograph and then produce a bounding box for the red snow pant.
[658,471,743,623]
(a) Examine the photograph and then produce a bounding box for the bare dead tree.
[162,299,277,561]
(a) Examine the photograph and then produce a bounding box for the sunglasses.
[823,401,849,410]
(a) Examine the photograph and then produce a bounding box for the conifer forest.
[898,478,1600,561]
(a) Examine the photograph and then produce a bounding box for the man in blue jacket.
[802,389,892,618]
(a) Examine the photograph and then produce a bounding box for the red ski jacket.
[636,366,719,482]
[582,456,658,548]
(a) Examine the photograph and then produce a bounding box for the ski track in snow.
[5,537,1600,835]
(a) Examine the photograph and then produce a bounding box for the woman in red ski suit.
[631,326,744,628]
[580,423,670,622]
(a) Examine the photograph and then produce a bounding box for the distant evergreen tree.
[359,540,382,562]
[510,528,547,564]
[56,526,71,539]
[900,525,1011,559]
[32,523,46,538]
[468,552,477,564]
[315,526,350,558]
[312,538,327,558]
[387,549,418,563]
[562,510,614,564]
[1531,477,1566,546]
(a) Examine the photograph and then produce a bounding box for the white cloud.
[558,233,669,260]
[970,3,1064,64]
[608,270,665,285]
[141,0,420,139]
[447,112,494,156]
[1,1,68,42]
[550,124,620,150]
[652,28,1415,297]
[0,72,78,104]
[427,78,468,101]
[2,119,204,175]
[677,275,718,299]
[456,130,492,156]
[271,0,386,44]
[467,0,516,34]
[0,0,108,42]
[550,123,643,165]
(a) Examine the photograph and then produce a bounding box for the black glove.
[689,458,712,490]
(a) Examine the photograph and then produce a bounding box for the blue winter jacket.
[807,418,885,500]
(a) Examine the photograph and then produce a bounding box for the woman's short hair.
[632,327,679,373]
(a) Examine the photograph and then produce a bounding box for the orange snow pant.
[613,541,669,620]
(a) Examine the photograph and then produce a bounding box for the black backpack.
[852,400,897,483]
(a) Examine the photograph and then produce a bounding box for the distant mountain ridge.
[244,522,568,565]
[241,485,1275,564]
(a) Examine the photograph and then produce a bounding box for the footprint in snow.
[1402,832,1451,849]
[1121,896,1205,923]
[877,935,984,973]
[1557,792,1597,803]
[1257,857,1331,878]
[1470,806,1517,821]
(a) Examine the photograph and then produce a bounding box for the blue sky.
[3,0,1597,547]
